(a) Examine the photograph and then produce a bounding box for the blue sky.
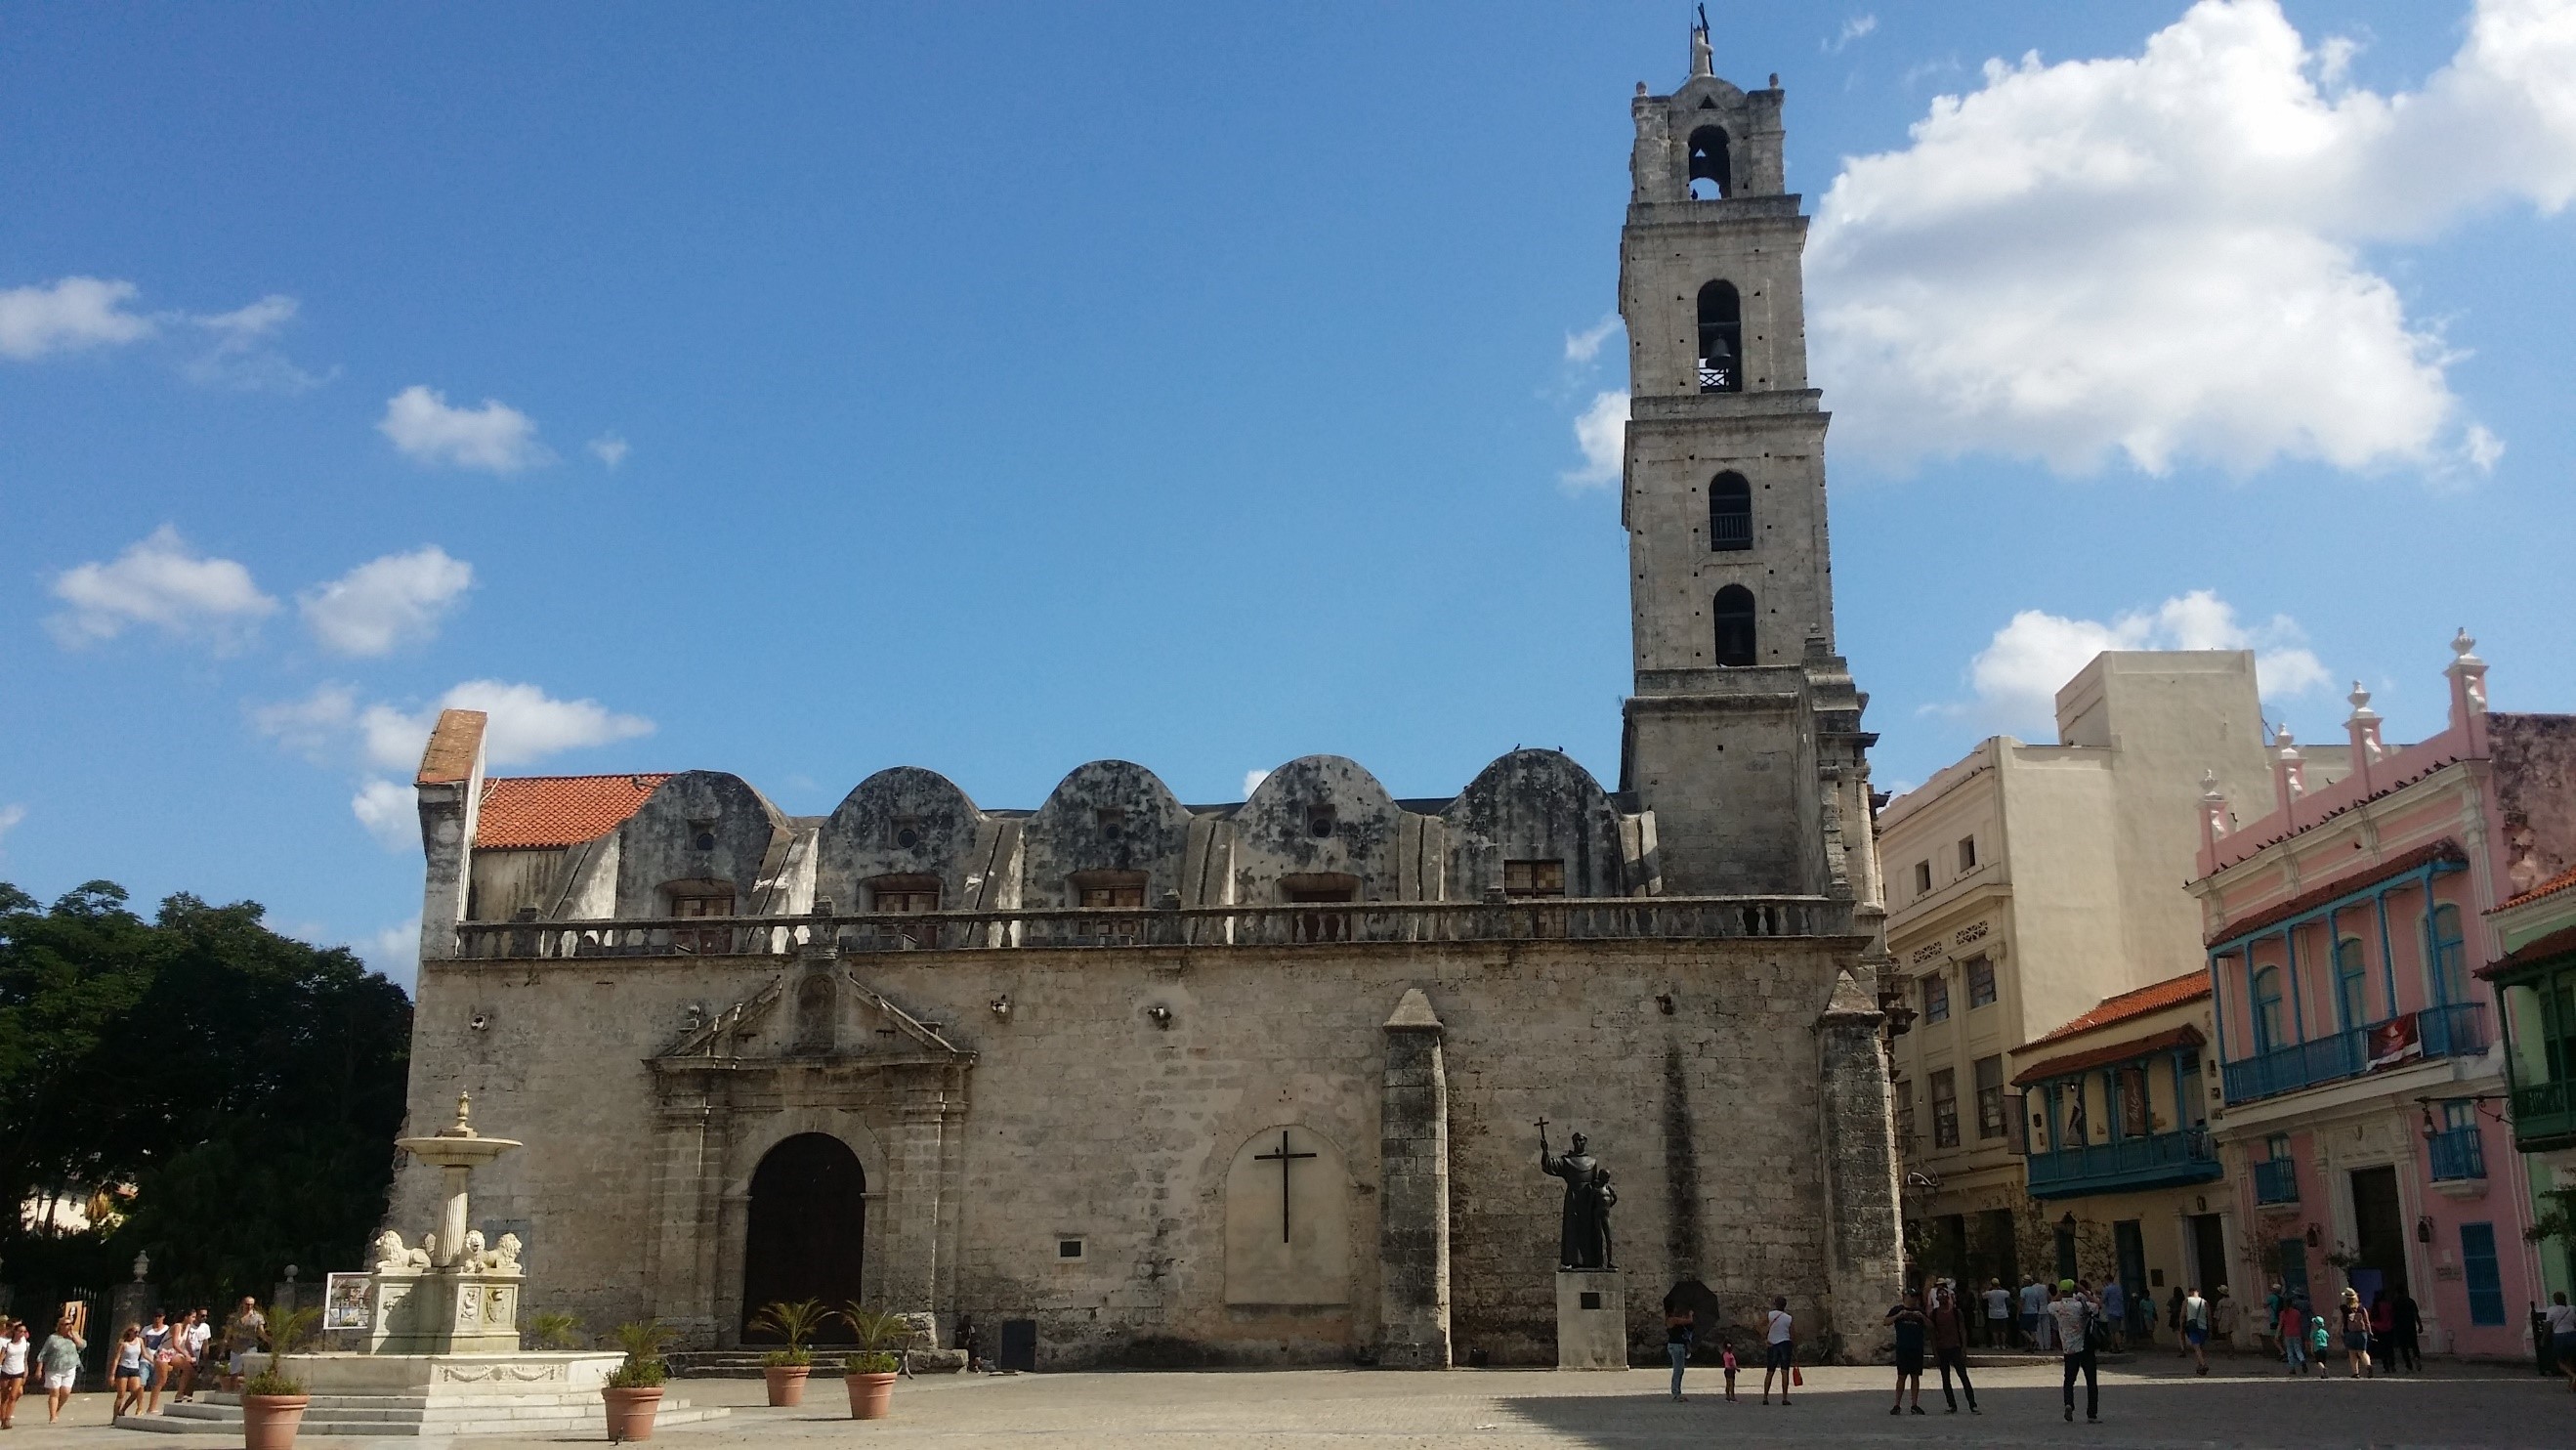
[4,2,2570,985]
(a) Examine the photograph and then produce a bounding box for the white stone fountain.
[119,1095,727,1437]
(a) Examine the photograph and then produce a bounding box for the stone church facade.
[394,33,1901,1369]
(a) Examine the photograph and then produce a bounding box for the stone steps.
[114,1388,730,1437]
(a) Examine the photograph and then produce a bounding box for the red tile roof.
[476,774,672,850]
[2206,838,2465,945]
[416,709,486,785]
[2478,923,2576,982]
[2022,970,2212,1053]
[2013,1025,2206,1088]
[2497,862,2576,913]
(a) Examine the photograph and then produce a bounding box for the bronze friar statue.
[1537,1120,1616,1270]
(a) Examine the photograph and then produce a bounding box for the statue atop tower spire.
[1690,4,1713,77]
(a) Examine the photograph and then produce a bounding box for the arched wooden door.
[740,1132,866,1342]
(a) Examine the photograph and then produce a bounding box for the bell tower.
[1615,23,1876,904]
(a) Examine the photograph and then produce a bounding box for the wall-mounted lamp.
[1655,994,1676,1016]
[990,996,1013,1021]
[1145,1003,1172,1030]
[2415,1215,2432,1245]
[2304,1223,2322,1249]
[469,1012,490,1032]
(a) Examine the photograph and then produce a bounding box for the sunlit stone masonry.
[391,24,1900,1371]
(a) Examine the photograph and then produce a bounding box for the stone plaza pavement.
[25,1357,2575,1447]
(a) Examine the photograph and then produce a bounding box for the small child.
[1720,1339,1739,1401]
[2307,1314,2331,1371]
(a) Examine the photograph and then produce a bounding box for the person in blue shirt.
[1885,1289,1928,1416]
[2098,1277,2127,1351]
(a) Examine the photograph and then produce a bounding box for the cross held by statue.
[1253,1130,1317,1243]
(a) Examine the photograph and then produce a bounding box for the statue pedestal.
[368,1270,522,1354]
[1554,1269,1626,1370]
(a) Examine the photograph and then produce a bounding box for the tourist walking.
[2213,1285,2238,1349]
[1664,1306,1694,1401]
[2368,1291,2395,1372]
[39,1313,85,1423]
[2337,1289,2374,1378]
[175,1309,211,1401]
[1720,1338,1739,1400]
[2099,1276,2127,1351]
[2545,1292,2576,1393]
[2278,1296,2309,1375]
[2308,1312,2331,1371]
[0,1321,27,1428]
[109,1324,147,1417]
[1927,1283,1979,1414]
[2168,1283,2187,1357]
[1885,1288,1926,1415]
[2180,1285,2211,1375]
[2388,1288,2424,1373]
[1982,1279,2011,1348]
[223,1298,264,1389]
[141,1311,174,1414]
[1759,1296,1795,1405]
[2019,1277,2048,1351]
[2259,1280,2287,1360]
[2047,1280,2100,1424]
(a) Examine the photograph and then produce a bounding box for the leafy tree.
[0,881,410,1304]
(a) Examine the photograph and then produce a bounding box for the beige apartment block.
[1879,652,2337,1295]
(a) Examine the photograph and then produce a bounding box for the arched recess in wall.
[1221,1125,1350,1306]
[1686,124,1730,199]
[1712,584,1756,666]
[740,1133,866,1343]
[1709,472,1752,551]
[1696,281,1743,394]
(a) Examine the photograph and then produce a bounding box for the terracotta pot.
[844,1370,897,1420]
[762,1363,811,1407]
[242,1392,312,1450]
[602,1385,663,1441]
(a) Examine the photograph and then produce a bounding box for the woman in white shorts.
[0,1320,30,1428]
[38,1314,85,1423]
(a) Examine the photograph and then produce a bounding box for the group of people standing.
[0,1297,269,1424]
[2262,1280,2424,1378]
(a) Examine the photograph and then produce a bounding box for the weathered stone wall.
[395,931,1884,1369]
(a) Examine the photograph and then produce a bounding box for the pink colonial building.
[2190,634,2576,1358]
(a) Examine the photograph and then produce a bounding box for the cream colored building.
[1879,652,2337,1301]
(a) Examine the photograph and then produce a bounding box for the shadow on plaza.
[1490,1366,2571,1448]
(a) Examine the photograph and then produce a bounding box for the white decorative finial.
[2200,769,2223,801]
[2346,681,2373,714]
[2451,627,2477,659]
[2274,727,2298,752]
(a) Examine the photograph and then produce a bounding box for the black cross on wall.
[1252,1130,1317,1243]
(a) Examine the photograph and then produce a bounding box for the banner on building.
[2366,1013,2423,1071]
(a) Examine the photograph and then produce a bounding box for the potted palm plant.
[242,1305,322,1450]
[601,1319,675,1442]
[835,1305,914,1421]
[526,1311,582,1350]
[747,1300,827,1407]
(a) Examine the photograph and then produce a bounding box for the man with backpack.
[2046,1280,2102,1425]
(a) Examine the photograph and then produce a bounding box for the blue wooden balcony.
[2220,1002,2488,1106]
[2427,1125,2486,1182]
[2512,1079,2576,1153]
[2026,1128,2221,1200]
[2253,1157,2299,1205]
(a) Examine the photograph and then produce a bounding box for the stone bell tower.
[1615,23,1877,907]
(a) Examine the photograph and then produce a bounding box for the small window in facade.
[868,875,940,913]
[1921,971,1950,1024]
[1306,805,1336,838]
[1503,859,1566,897]
[689,819,718,852]
[890,815,923,850]
[2251,964,2285,1053]
[1074,870,1147,909]
[1696,280,1744,393]
[1973,1055,2006,1140]
[668,887,736,955]
[1913,860,1933,895]
[1057,1237,1085,1260]
[1958,836,1977,871]
[1929,1068,1960,1149]
[1094,806,1126,836]
[1685,123,1730,200]
[1708,472,1752,551]
[1894,1079,1916,1144]
[670,889,735,918]
[2335,937,2370,1028]
[1712,584,1756,666]
[2430,903,2469,1005]
[1965,956,1997,1008]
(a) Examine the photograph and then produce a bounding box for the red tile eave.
[2012,1025,2207,1088]
[475,773,672,850]
[2496,863,2576,914]
[2021,971,2211,1052]
[2479,923,2576,981]
[2203,839,2465,947]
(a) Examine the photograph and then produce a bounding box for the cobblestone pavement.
[24,1356,2576,1447]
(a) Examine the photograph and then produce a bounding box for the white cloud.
[47,526,278,650]
[184,294,330,393]
[255,678,654,774]
[379,385,551,473]
[1242,769,1271,799]
[356,916,421,989]
[1563,316,1622,364]
[1809,0,2576,477]
[0,277,155,360]
[1562,390,1628,490]
[1827,15,1879,53]
[352,778,417,852]
[586,433,630,469]
[299,545,475,657]
[0,804,24,845]
[1951,588,2331,733]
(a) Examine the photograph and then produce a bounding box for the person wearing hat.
[2045,1280,2101,1424]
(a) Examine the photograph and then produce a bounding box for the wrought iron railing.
[446,895,1852,961]
[2512,1078,2576,1150]
[2253,1157,2299,1205]
[2026,1128,2217,1198]
[2427,1125,2487,1182]
[2220,1002,2488,1105]
[1697,364,1736,393]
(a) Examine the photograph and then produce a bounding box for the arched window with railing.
[2429,903,2469,1005]
[2335,937,2370,1029]
[2251,964,2285,1053]
[1696,281,1743,394]
[1686,124,1731,200]
[1712,584,1756,666]
[1709,471,1752,551]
